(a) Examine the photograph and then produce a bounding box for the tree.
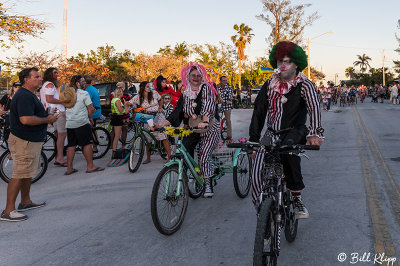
[256,0,319,47]
[231,23,254,89]
[158,45,173,57]
[0,2,48,49]
[173,42,189,65]
[192,42,238,84]
[353,54,371,73]
[345,66,356,79]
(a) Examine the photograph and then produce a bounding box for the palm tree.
[173,42,189,65]
[158,45,172,56]
[345,66,356,79]
[353,54,371,73]
[231,23,254,89]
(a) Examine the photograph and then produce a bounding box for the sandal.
[86,167,105,173]
[54,161,68,167]
[64,169,78,175]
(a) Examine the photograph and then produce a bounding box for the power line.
[312,41,398,51]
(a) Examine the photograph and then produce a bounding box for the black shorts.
[111,115,124,126]
[67,123,93,147]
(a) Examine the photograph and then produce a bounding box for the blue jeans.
[327,98,331,110]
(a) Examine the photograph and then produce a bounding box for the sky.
[1,0,399,83]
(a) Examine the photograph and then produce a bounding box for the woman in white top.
[41,68,67,166]
[129,81,171,163]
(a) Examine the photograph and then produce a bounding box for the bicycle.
[44,126,111,161]
[219,109,228,141]
[226,140,319,266]
[0,115,48,184]
[128,111,169,173]
[150,126,252,235]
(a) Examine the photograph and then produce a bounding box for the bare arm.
[45,94,62,105]
[86,103,95,118]
[20,115,56,126]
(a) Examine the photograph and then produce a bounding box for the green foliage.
[257,0,319,47]
[353,54,372,73]
[0,3,48,49]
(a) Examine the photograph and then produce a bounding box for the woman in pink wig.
[158,62,220,198]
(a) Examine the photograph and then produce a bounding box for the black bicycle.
[0,115,48,184]
[227,141,319,266]
[44,126,111,161]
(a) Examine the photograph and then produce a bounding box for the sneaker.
[293,196,309,219]
[0,210,28,222]
[203,178,214,198]
[17,202,46,212]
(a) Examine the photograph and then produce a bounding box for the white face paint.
[277,56,298,81]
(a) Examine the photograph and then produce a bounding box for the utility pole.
[382,50,386,86]
[61,0,68,60]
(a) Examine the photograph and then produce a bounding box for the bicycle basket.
[212,141,234,167]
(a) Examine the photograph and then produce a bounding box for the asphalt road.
[1,99,400,266]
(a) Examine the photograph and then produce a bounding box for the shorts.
[8,133,43,179]
[53,112,67,133]
[110,114,124,126]
[67,123,93,147]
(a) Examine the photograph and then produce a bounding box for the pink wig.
[180,62,217,97]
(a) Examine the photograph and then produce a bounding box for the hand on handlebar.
[306,136,323,146]
[198,122,208,129]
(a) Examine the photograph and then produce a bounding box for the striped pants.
[251,147,304,207]
[182,122,220,179]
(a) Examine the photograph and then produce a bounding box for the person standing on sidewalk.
[218,76,233,140]
[1,67,57,222]
[42,67,67,166]
[63,75,104,175]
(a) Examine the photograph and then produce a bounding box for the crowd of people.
[1,40,325,223]
[316,81,400,110]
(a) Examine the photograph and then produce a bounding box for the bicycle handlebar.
[226,142,320,151]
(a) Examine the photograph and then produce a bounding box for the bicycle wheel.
[253,198,278,266]
[92,127,111,159]
[128,135,144,173]
[220,117,228,140]
[151,164,189,235]
[123,121,137,144]
[43,131,57,163]
[186,167,203,199]
[233,152,251,198]
[0,150,48,184]
[284,191,298,242]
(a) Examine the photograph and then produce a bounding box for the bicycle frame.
[133,123,162,152]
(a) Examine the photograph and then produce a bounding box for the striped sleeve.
[200,84,216,119]
[302,80,324,138]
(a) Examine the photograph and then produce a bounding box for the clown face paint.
[277,56,298,81]
[189,69,203,88]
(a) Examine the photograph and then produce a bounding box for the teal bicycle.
[150,126,251,235]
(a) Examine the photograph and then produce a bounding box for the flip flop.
[86,167,105,173]
[64,169,78,175]
[54,162,68,167]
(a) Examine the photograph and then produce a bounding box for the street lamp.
[334,74,338,86]
[307,32,333,79]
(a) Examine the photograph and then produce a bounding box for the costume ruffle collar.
[270,72,307,95]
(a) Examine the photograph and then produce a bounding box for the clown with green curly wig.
[248,40,323,219]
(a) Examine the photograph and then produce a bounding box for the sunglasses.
[164,98,171,100]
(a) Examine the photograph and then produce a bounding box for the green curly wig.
[269,41,308,72]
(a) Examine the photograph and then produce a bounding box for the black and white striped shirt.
[249,78,323,142]
[162,103,174,118]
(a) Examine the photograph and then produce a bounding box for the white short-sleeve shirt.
[66,89,92,129]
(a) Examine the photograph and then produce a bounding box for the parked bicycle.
[43,125,111,162]
[226,141,319,266]
[150,126,251,235]
[0,115,48,184]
